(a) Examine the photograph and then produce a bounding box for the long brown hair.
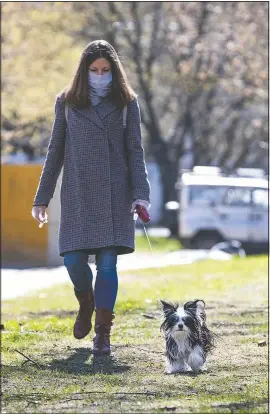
[58,39,137,110]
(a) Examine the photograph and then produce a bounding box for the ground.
[2,254,268,413]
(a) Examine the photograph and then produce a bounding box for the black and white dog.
[160,299,216,374]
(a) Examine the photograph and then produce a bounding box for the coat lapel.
[72,95,117,131]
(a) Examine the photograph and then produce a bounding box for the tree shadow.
[168,370,207,377]
[26,310,76,319]
[46,347,131,375]
[212,399,268,411]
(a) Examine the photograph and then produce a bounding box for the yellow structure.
[1,164,63,268]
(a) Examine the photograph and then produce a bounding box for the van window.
[189,185,228,205]
[252,189,268,209]
[222,187,252,206]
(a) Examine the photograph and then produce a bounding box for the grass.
[2,255,268,413]
[134,234,182,253]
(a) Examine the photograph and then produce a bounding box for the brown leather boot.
[93,308,115,356]
[73,288,95,339]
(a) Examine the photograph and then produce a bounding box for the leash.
[136,218,171,298]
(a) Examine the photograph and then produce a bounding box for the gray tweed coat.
[33,92,151,257]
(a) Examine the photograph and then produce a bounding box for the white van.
[174,167,268,250]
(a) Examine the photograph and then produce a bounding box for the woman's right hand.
[32,206,48,228]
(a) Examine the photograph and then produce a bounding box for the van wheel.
[192,232,222,250]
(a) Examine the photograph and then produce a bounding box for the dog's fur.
[160,299,216,374]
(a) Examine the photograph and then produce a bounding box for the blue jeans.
[63,246,118,311]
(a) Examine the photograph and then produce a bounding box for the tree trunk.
[152,142,179,226]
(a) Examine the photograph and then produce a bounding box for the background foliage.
[2,2,268,202]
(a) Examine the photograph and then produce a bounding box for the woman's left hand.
[130,199,151,213]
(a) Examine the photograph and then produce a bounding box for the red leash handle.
[135,204,150,223]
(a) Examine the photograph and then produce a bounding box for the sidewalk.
[1,249,232,300]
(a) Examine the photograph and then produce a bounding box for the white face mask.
[88,71,112,88]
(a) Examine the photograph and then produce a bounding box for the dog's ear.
[195,300,205,310]
[184,300,195,310]
[184,299,205,309]
[184,299,206,320]
[159,299,176,313]
[195,300,206,321]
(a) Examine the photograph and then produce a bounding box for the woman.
[31,40,151,356]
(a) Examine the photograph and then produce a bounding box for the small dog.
[160,299,216,374]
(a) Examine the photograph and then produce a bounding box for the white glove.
[130,199,151,214]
